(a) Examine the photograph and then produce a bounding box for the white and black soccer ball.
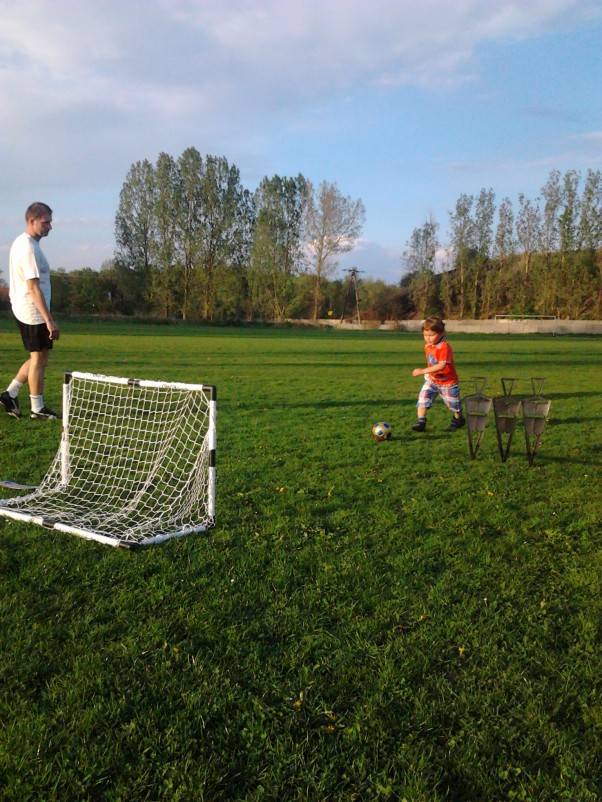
[372,421,392,441]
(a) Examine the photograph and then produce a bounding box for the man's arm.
[26,278,60,340]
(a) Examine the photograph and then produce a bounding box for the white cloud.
[2,1,592,127]
[1,0,590,190]
[0,0,599,275]
[338,238,402,284]
[574,131,602,145]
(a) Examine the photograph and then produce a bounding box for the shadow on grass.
[233,398,417,410]
[539,452,601,466]
[547,417,600,425]
[537,391,601,400]
[402,432,461,442]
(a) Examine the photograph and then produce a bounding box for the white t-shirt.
[9,232,51,325]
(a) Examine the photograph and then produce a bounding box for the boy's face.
[423,328,443,346]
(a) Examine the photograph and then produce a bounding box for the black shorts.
[15,318,53,353]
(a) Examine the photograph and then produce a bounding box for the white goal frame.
[0,372,216,549]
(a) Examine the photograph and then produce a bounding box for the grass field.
[0,319,600,802]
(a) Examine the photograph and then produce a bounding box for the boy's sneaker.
[448,414,466,431]
[411,420,427,432]
[1,391,21,419]
[30,406,61,420]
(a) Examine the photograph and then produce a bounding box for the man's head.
[25,202,53,241]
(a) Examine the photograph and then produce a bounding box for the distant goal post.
[0,372,217,548]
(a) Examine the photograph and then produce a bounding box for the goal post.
[0,372,217,549]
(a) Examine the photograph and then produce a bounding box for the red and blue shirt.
[425,338,458,385]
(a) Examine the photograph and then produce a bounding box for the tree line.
[110,148,365,322]
[2,157,599,321]
[403,169,602,320]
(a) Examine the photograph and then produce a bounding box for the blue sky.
[1,0,601,284]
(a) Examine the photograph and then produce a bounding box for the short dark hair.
[422,316,445,334]
[25,202,53,222]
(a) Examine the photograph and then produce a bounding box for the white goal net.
[0,372,216,548]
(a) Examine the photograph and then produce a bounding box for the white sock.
[7,380,23,398]
[30,395,44,413]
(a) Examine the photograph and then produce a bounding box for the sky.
[1,0,601,285]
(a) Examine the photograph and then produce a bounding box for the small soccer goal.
[0,372,216,549]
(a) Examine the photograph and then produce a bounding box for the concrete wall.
[306,318,602,335]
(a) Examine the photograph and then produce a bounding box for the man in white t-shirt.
[1,202,61,420]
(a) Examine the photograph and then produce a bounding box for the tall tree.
[177,147,205,320]
[224,186,255,319]
[250,175,309,320]
[152,152,182,317]
[438,249,455,318]
[196,155,252,320]
[114,159,156,311]
[488,196,516,315]
[556,170,579,316]
[448,194,476,318]
[471,188,495,317]
[494,197,516,263]
[541,169,562,255]
[557,169,599,317]
[578,169,602,252]
[516,193,541,279]
[558,170,580,256]
[304,181,366,320]
[539,169,563,314]
[578,169,602,316]
[401,215,439,317]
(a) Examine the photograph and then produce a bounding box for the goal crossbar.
[0,372,216,548]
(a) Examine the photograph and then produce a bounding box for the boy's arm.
[412,360,447,377]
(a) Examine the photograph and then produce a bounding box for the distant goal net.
[0,372,216,548]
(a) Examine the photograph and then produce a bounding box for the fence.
[309,318,602,335]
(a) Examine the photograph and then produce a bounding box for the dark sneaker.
[412,420,427,432]
[1,391,21,419]
[30,406,61,420]
[448,414,466,431]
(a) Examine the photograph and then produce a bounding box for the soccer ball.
[372,421,392,441]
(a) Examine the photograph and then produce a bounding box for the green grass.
[0,319,600,801]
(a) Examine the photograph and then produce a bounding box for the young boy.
[411,316,465,432]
